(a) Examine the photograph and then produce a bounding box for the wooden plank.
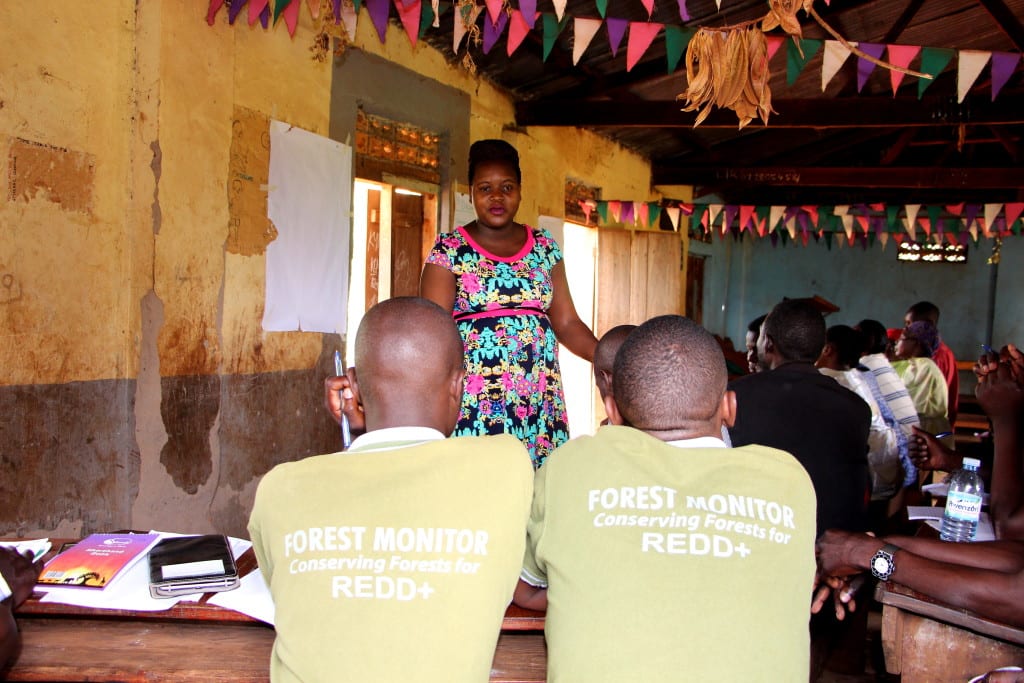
[876,581,1024,646]
[596,229,633,335]
[629,232,650,324]
[489,634,547,683]
[652,166,1024,189]
[644,231,682,319]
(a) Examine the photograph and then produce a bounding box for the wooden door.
[595,230,682,334]
[686,253,705,324]
[390,191,424,297]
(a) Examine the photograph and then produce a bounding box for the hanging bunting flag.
[648,202,662,228]
[454,3,483,53]
[841,214,854,240]
[886,44,921,94]
[552,0,567,21]
[430,0,440,26]
[1006,202,1024,230]
[856,43,886,92]
[639,0,655,17]
[878,231,889,249]
[767,35,785,62]
[508,11,537,56]
[787,39,822,85]
[595,0,608,18]
[904,203,921,229]
[228,0,247,24]
[991,52,1021,101]
[272,0,288,23]
[927,205,943,235]
[769,205,785,233]
[334,0,343,23]
[281,0,301,35]
[207,0,226,25]
[969,224,979,243]
[946,202,964,216]
[755,206,770,237]
[520,0,537,28]
[621,201,635,225]
[542,13,569,61]
[958,50,991,103]
[395,0,422,47]
[596,201,609,224]
[340,0,358,40]
[606,18,628,58]
[666,206,681,231]
[833,204,849,216]
[421,0,449,36]
[786,216,797,240]
[708,203,723,227]
[482,11,508,54]
[676,0,689,21]
[627,22,663,71]
[738,205,755,232]
[249,0,270,26]
[259,2,270,27]
[307,0,321,19]
[868,202,884,212]
[664,26,694,73]
[714,0,722,9]
[609,201,623,223]
[918,47,955,99]
[821,40,854,92]
[366,0,390,42]
[724,205,739,231]
[636,202,649,227]
[886,205,900,230]
[802,205,819,226]
[578,200,594,223]
[984,203,1003,238]
[573,17,603,64]
[485,0,502,26]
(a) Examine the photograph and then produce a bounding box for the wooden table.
[4,544,547,682]
[876,580,1024,683]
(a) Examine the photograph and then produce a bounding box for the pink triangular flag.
[803,205,819,226]
[637,202,650,227]
[482,11,508,54]
[520,0,537,27]
[1006,202,1024,229]
[666,206,681,231]
[739,205,756,232]
[821,40,854,92]
[307,0,321,18]
[578,200,593,223]
[609,201,622,222]
[606,18,627,58]
[485,0,502,26]
[676,0,689,21]
[958,50,991,103]
[991,52,1021,101]
[984,203,1003,238]
[552,0,567,20]
[395,0,422,47]
[640,0,654,17]
[887,45,921,94]
[573,17,603,65]
[366,0,390,42]
[626,22,662,72]
[508,11,537,56]
[207,0,226,25]
[767,35,784,61]
[856,214,869,233]
[249,0,270,25]
[453,4,483,52]
[282,0,301,36]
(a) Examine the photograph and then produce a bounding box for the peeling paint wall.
[0,2,660,539]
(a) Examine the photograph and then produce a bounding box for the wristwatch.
[869,543,900,581]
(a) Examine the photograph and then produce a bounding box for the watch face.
[872,556,890,574]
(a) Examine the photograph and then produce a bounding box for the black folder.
[148,534,239,598]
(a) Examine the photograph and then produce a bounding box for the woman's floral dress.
[426,225,568,467]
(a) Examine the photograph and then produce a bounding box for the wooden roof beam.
[977,0,1024,51]
[651,165,1024,188]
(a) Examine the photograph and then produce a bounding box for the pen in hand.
[334,351,352,449]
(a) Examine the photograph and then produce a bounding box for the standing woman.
[420,139,597,467]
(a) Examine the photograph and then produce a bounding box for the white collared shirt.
[665,436,728,449]
[346,426,447,453]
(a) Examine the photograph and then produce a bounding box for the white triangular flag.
[552,0,567,21]
[878,232,889,249]
[340,0,358,41]
[573,18,602,65]
[842,214,854,240]
[453,4,483,52]
[822,40,855,92]
[958,50,991,103]
[904,204,921,227]
[786,216,797,239]
[769,206,785,233]
[984,203,1002,238]
[708,204,723,227]
[833,204,849,216]
[666,206,681,231]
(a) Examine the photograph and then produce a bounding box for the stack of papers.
[921,482,991,505]
[906,506,996,542]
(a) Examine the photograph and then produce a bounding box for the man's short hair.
[747,314,767,335]
[855,319,888,355]
[594,324,637,375]
[763,299,826,363]
[613,315,727,429]
[826,325,865,369]
[906,301,940,325]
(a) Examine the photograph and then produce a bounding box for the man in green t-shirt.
[249,297,533,683]
[515,315,817,682]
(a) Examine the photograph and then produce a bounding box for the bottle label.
[945,491,983,521]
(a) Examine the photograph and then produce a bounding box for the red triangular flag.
[639,0,654,16]
[208,0,227,24]
[282,0,301,35]
[508,10,537,56]
[485,0,502,25]
[1006,202,1024,229]
[395,0,421,46]
[739,205,756,232]
[626,23,662,72]
[249,0,270,25]
[767,35,784,61]
[886,45,921,94]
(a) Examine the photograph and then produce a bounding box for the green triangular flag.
[595,0,608,18]
[273,0,290,23]
[596,201,609,225]
[1013,218,1022,235]
[817,207,834,232]
[787,38,822,85]
[542,13,569,62]
[664,26,694,73]
[648,202,662,228]
[886,205,901,231]
[779,228,789,246]
[918,47,955,99]
[420,1,450,37]
[867,231,876,247]
[927,205,942,234]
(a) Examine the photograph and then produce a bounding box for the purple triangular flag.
[482,11,509,54]
[991,52,1021,101]
[676,0,689,21]
[965,204,979,230]
[520,0,537,28]
[334,0,342,22]
[857,43,886,92]
[367,0,390,42]
[606,18,627,58]
[621,201,635,225]
[228,0,247,24]
[260,2,270,27]
[724,205,738,230]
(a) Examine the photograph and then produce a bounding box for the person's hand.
[976,345,1024,423]
[323,374,365,434]
[909,426,960,472]
[815,529,883,577]
[0,547,43,608]
[811,574,862,621]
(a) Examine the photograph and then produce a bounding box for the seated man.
[249,297,533,683]
[515,315,817,681]
[593,324,636,405]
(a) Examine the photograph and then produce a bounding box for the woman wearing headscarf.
[892,320,952,438]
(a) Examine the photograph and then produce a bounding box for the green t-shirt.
[522,426,817,682]
[249,433,533,683]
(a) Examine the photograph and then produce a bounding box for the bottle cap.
[962,457,981,469]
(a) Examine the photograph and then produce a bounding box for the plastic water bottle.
[940,457,985,542]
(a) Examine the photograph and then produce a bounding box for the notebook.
[148,534,239,598]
